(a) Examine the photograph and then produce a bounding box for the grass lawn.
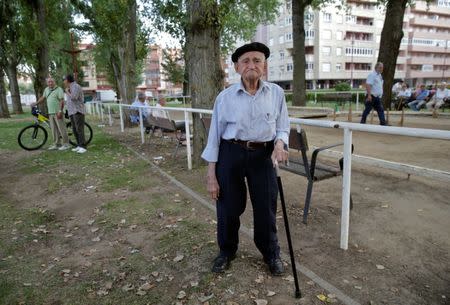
[0,117,221,305]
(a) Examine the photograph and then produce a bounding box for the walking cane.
[276,165,302,298]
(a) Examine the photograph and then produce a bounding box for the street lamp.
[350,37,354,88]
[442,40,448,82]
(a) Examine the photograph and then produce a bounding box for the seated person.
[153,97,185,131]
[131,92,152,133]
[408,84,429,111]
[392,80,404,96]
[426,82,449,112]
[394,83,411,109]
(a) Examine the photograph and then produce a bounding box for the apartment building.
[227,0,449,88]
[78,44,183,98]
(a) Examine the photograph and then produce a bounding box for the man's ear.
[234,62,239,73]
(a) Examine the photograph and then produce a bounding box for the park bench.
[279,127,353,224]
[147,115,186,157]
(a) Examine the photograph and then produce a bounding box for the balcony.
[411,2,450,16]
[410,17,450,29]
[407,57,447,65]
[407,44,446,53]
[408,70,446,78]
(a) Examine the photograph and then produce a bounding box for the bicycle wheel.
[18,124,48,151]
[66,122,93,146]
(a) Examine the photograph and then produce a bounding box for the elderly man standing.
[360,62,387,125]
[34,77,70,151]
[63,74,87,154]
[202,42,290,276]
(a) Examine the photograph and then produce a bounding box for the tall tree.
[0,70,10,118]
[292,0,312,106]
[73,0,148,109]
[1,0,24,114]
[147,0,279,165]
[377,0,408,109]
[161,49,184,86]
[186,0,224,165]
[292,0,335,106]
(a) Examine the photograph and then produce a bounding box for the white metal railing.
[86,101,450,251]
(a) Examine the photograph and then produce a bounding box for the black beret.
[231,42,270,63]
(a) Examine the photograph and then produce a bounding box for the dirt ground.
[102,112,450,305]
[1,112,449,305]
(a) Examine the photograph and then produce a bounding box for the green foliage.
[74,0,149,97]
[335,82,351,92]
[18,83,35,94]
[145,0,280,54]
[161,50,185,85]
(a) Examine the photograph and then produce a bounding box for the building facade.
[227,0,450,88]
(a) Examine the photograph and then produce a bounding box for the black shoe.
[212,254,235,273]
[266,257,284,276]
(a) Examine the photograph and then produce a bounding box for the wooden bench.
[279,127,353,224]
[147,115,186,157]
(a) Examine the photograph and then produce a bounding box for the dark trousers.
[70,112,86,148]
[360,95,386,125]
[216,140,280,261]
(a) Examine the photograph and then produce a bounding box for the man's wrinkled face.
[47,78,55,88]
[234,51,267,83]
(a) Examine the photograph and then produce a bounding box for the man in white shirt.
[360,62,387,125]
[426,82,449,114]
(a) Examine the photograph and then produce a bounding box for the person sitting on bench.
[408,84,429,111]
[154,96,185,131]
[426,82,449,113]
[131,92,152,133]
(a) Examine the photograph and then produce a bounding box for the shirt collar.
[236,79,271,95]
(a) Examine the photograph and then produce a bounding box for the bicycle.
[18,106,93,151]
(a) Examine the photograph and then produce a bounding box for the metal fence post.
[340,127,353,250]
[356,93,360,112]
[107,104,112,126]
[139,107,145,144]
[100,103,104,122]
[184,110,192,170]
[119,103,124,132]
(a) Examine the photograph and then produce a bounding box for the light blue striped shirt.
[201,80,290,163]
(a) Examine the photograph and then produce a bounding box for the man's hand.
[366,95,372,102]
[271,140,289,167]
[56,111,63,120]
[206,163,220,200]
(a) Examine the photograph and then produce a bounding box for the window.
[438,0,450,7]
[345,47,374,57]
[336,15,343,23]
[336,47,342,56]
[285,16,292,26]
[336,63,342,71]
[279,35,284,44]
[346,15,356,24]
[322,46,331,56]
[269,38,274,46]
[323,13,332,22]
[322,63,331,72]
[279,51,285,60]
[306,62,314,71]
[322,30,332,40]
[305,29,315,39]
[336,31,343,40]
[287,63,293,72]
[422,64,433,72]
[286,33,293,41]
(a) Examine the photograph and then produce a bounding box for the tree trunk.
[292,0,311,106]
[377,0,408,109]
[187,0,224,167]
[33,0,50,114]
[0,69,10,118]
[6,62,23,114]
